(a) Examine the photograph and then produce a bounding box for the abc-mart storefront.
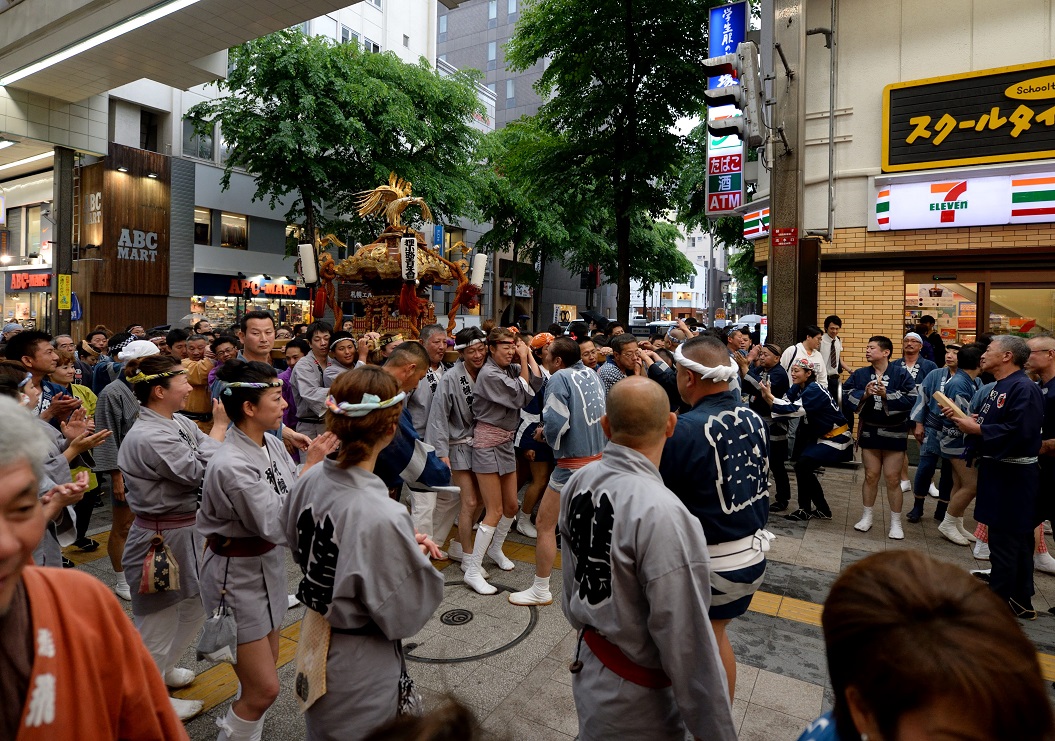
[775,60,1055,353]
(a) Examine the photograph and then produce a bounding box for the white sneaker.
[888,519,904,540]
[487,545,516,571]
[515,511,538,539]
[508,584,553,606]
[928,483,940,498]
[1035,552,1055,575]
[973,540,991,560]
[163,667,196,689]
[899,480,911,493]
[113,579,132,601]
[853,509,873,533]
[169,697,203,721]
[287,594,300,609]
[938,516,970,546]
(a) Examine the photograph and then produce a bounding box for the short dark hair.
[545,323,564,336]
[567,321,590,340]
[4,330,52,362]
[608,322,626,334]
[125,323,143,332]
[609,333,638,355]
[803,324,823,339]
[305,321,333,341]
[548,337,581,368]
[85,329,109,343]
[210,335,240,354]
[285,338,310,355]
[385,341,429,369]
[824,315,842,330]
[455,326,486,347]
[868,335,894,357]
[165,328,189,347]
[920,314,936,325]
[192,319,211,332]
[216,359,280,424]
[957,343,983,371]
[239,310,276,333]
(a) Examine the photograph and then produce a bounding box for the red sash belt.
[133,512,197,531]
[207,535,277,558]
[583,627,671,689]
[556,453,602,470]
[472,421,516,448]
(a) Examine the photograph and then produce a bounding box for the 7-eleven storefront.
[752,170,1055,362]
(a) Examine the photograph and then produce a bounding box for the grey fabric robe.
[118,407,221,615]
[559,443,737,741]
[197,426,297,643]
[283,460,444,741]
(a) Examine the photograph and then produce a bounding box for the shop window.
[182,119,214,160]
[194,208,212,245]
[220,212,248,250]
[988,287,1055,337]
[905,281,980,346]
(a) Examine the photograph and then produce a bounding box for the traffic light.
[702,41,764,148]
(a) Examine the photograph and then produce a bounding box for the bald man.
[658,334,770,700]
[559,377,736,741]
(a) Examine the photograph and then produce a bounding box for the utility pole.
[767,0,817,348]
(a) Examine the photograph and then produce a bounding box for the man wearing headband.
[658,335,771,701]
[843,335,919,539]
[892,330,939,494]
[290,321,333,439]
[426,327,489,571]
[323,332,359,385]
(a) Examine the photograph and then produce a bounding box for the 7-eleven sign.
[706,105,745,216]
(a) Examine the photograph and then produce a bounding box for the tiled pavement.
[66,463,1055,740]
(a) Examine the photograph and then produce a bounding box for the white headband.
[453,337,485,351]
[325,391,406,418]
[673,344,738,382]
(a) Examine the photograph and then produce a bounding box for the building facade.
[753,0,1055,361]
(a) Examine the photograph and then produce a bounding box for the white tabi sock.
[216,706,266,741]
[487,516,516,571]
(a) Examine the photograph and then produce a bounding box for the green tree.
[506,0,724,324]
[186,29,482,248]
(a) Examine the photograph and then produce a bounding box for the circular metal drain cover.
[440,608,473,626]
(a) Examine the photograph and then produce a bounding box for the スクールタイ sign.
[884,60,1055,172]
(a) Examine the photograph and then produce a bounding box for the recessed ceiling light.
[0,0,205,86]
[0,152,53,172]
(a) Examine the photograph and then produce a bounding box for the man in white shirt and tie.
[819,315,852,399]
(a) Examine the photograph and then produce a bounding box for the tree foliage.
[506,0,729,324]
[186,29,483,247]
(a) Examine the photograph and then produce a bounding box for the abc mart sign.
[874,172,1055,230]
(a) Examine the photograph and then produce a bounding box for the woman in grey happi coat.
[198,359,337,741]
[283,365,444,741]
[117,354,227,721]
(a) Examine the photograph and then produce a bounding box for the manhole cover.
[440,608,474,626]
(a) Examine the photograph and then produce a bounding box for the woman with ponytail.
[199,359,337,740]
[117,353,228,721]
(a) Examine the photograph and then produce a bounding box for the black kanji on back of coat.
[568,490,614,605]
[294,506,339,614]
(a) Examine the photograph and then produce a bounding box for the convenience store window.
[904,281,979,345]
[988,286,1055,336]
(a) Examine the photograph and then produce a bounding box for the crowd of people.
[0,309,1052,741]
